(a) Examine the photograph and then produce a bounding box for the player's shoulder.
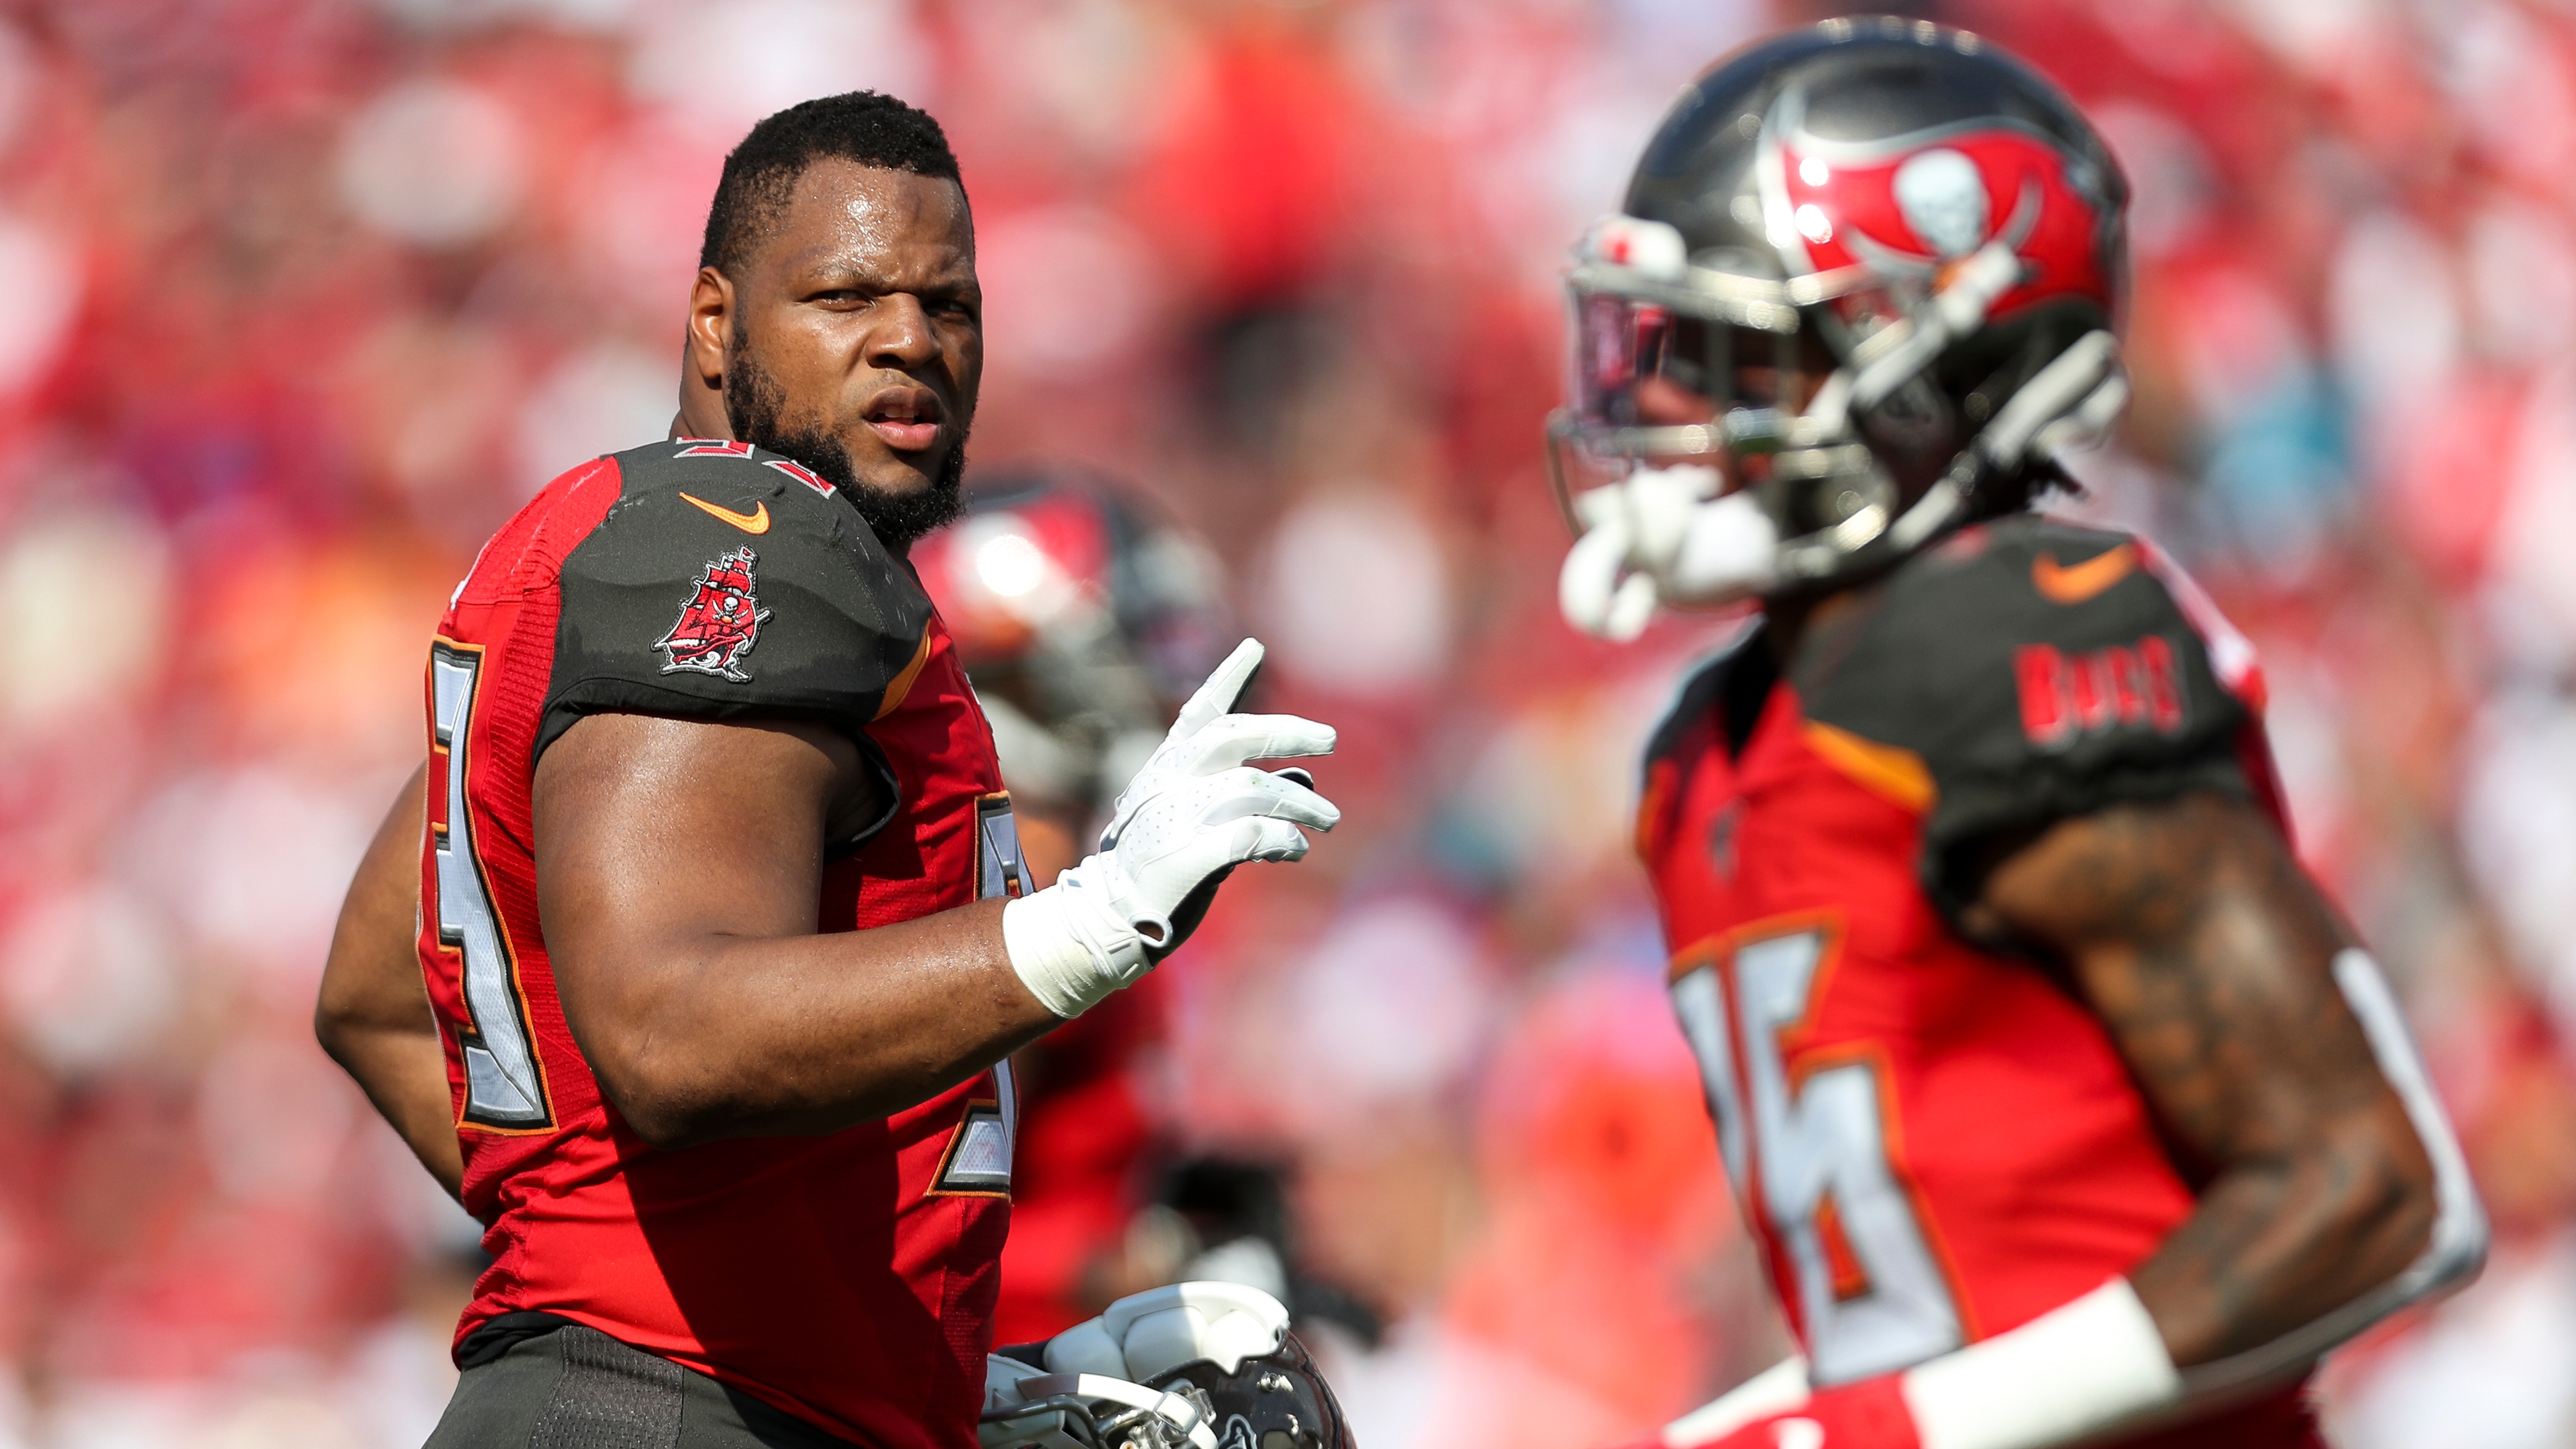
[592,437,866,542]
[1871,513,2177,647]
[478,437,876,593]
[559,437,919,609]
[1805,516,2184,699]
[1796,513,2247,777]
[530,438,935,757]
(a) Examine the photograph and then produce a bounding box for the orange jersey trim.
[1801,720,1936,814]
[873,623,936,722]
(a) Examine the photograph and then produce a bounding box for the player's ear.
[687,266,734,392]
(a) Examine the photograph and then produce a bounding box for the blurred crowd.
[1,0,2574,1445]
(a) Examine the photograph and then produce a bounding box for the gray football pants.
[423,1325,868,1449]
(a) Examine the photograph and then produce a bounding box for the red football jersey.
[1638,517,2320,1445]
[416,439,1030,1448]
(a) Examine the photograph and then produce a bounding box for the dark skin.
[319,162,1068,1158]
[681,158,982,491]
[1638,371,2436,1373]
[314,763,464,1199]
[1970,794,2432,1368]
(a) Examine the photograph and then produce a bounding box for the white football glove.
[1001,640,1337,1017]
[1558,464,1780,641]
[980,1283,1295,1449]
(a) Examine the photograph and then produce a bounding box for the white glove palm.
[1002,639,1337,1017]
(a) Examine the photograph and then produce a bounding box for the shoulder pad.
[537,439,931,760]
[599,437,864,538]
[1797,516,2261,906]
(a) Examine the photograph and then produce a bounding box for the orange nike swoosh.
[2033,543,2136,604]
[679,492,769,535]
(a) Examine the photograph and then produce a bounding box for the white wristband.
[1000,865,1150,1018]
[1663,1356,1812,1445]
[1902,1277,2181,1449]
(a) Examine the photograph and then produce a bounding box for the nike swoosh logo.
[2033,543,2136,604]
[678,492,769,535]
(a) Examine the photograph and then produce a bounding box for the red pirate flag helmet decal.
[655,545,773,681]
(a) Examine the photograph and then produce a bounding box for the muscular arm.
[1968,791,2436,1370]
[316,764,466,1200]
[533,711,1061,1150]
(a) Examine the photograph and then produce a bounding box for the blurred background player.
[1553,20,2482,1449]
[916,467,1218,1346]
[915,468,1379,1349]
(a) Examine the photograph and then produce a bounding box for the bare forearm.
[535,712,1071,1148]
[2128,1105,2428,1363]
[318,763,466,1197]
[2086,851,2431,1365]
[1981,792,2434,1370]
[322,1022,466,1198]
[592,898,1059,1147]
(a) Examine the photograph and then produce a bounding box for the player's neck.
[674,381,733,443]
[1760,585,1868,666]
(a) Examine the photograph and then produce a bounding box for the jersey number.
[1671,923,1961,1382]
[429,642,552,1129]
[976,793,1027,901]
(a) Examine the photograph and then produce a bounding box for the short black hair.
[698,91,963,277]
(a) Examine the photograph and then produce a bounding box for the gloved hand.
[1558,465,1780,641]
[1000,640,1337,1017]
[981,1283,1298,1449]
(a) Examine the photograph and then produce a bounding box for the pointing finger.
[1171,639,1266,739]
[1184,713,1337,769]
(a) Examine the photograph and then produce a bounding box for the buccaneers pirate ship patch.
[654,546,772,681]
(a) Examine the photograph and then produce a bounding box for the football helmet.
[1552,16,2133,636]
[981,1283,1356,1449]
[912,468,1230,813]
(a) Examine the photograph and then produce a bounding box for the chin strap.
[1557,328,2128,641]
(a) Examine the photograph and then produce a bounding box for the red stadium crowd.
[0,0,2571,1445]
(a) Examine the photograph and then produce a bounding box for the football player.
[1547,21,2483,1449]
[915,476,1380,1352]
[314,92,1340,1449]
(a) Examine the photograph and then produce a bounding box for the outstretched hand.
[1000,639,1339,1017]
[1096,638,1339,947]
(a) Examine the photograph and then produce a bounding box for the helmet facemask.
[1547,214,2104,609]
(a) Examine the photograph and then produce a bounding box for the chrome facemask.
[1544,214,2111,592]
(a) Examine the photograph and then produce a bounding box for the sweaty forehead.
[764,159,974,285]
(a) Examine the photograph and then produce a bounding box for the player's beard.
[724,334,967,548]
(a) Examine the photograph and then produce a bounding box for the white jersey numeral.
[1674,923,1962,1382]
[429,641,551,1129]
[976,793,1027,900]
